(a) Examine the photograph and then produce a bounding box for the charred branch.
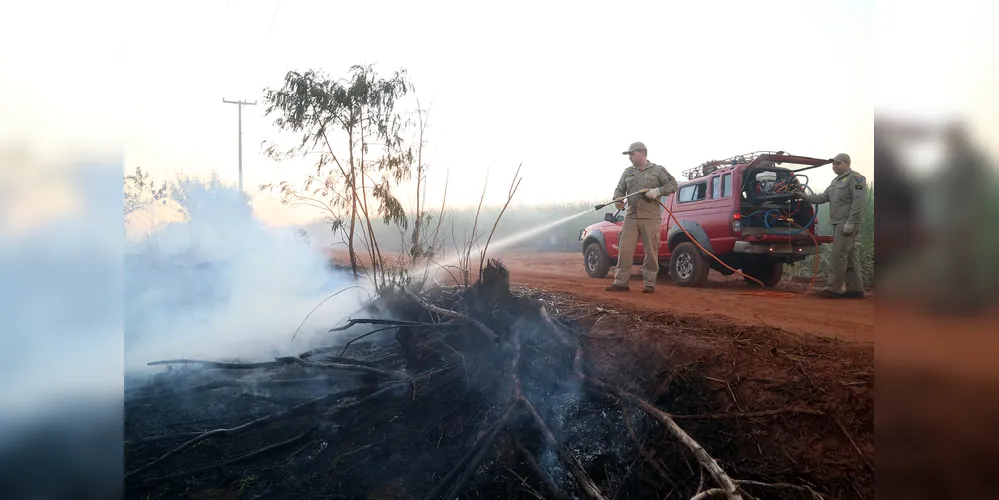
[540,305,745,499]
[126,383,406,485]
[126,420,320,491]
[146,356,409,380]
[513,436,571,500]
[404,288,498,341]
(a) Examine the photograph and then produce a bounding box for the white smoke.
[124,174,372,378]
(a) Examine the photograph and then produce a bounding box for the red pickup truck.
[577,151,835,287]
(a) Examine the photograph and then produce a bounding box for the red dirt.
[562,295,874,498]
[457,252,874,344]
[329,250,874,344]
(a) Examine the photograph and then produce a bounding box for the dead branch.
[507,329,608,500]
[590,366,742,498]
[422,403,519,500]
[832,414,874,473]
[124,377,345,406]
[296,345,398,363]
[425,325,526,500]
[420,167,450,284]
[478,162,523,278]
[147,356,409,380]
[331,319,464,357]
[542,301,836,499]
[538,305,742,500]
[463,169,489,286]
[440,403,520,500]
[671,408,825,420]
[621,403,677,489]
[291,285,372,340]
[125,383,404,480]
[336,326,403,357]
[281,357,409,380]
[146,358,299,369]
[690,488,728,500]
[735,480,831,499]
[427,257,463,287]
[519,396,608,500]
[329,318,428,331]
[126,420,321,492]
[513,436,570,500]
[404,289,498,341]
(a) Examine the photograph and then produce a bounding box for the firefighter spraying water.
[585,148,854,298]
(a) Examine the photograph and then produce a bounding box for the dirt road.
[333,249,874,343]
[488,252,874,343]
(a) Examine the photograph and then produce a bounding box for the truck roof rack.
[680,151,831,180]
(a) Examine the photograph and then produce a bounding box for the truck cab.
[577,151,835,287]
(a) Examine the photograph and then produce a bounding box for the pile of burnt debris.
[125,260,845,500]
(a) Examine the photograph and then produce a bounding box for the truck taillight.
[731,211,741,235]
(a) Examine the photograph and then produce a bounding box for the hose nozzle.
[594,189,648,212]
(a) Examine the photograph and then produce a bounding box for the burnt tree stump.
[475,258,512,304]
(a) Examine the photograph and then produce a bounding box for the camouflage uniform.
[611,143,678,290]
[800,153,868,296]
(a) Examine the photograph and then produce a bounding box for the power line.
[270,0,282,33]
[222,98,257,193]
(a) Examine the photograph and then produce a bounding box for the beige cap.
[833,153,851,164]
[622,141,647,155]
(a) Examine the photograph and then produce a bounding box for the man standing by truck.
[792,153,868,299]
[606,142,678,294]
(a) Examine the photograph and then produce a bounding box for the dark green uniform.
[802,168,868,294]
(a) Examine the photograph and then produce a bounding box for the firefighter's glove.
[842,221,857,237]
[644,187,662,200]
[790,190,804,199]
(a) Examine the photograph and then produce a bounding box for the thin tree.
[124,166,168,219]
[261,65,414,289]
[124,166,169,241]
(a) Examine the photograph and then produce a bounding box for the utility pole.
[222,98,257,193]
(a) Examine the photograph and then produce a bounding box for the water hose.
[594,188,822,296]
[653,198,820,297]
[743,206,817,236]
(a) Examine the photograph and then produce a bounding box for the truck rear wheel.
[584,242,610,278]
[669,242,710,287]
[743,260,784,287]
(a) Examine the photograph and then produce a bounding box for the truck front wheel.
[669,242,710,287]
[584,242,611,278]
[743,260,784,287]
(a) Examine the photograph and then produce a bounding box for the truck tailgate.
[742,233,833,244]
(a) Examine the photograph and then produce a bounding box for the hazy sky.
[17,0,989,229]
